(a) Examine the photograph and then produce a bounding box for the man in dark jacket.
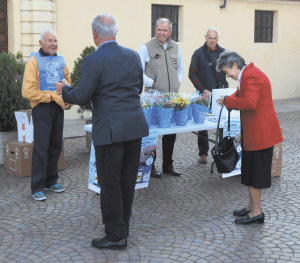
[55,13,149,250]
[189,27,228,164]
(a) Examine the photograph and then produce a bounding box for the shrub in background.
[70,46,96,118]
[0,52,31,132]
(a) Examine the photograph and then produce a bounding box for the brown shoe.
[199,155,207,164]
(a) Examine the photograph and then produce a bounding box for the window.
[152,4,179,42]
[255,10,274,43]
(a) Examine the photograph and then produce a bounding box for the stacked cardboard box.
[271,142,282,177]
[5,140,65,178]
[5,110,65,177]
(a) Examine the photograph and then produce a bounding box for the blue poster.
[88,130,159,193]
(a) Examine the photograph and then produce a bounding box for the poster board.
[88,130,159,193]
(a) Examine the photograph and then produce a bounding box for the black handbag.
[211,106,239,173]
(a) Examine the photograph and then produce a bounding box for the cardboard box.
[271,142,282,177]
[5,140,65,178]
[14,110,34,143]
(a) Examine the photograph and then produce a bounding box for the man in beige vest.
[139,18,183,178]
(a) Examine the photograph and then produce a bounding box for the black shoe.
[150,168,161,178]
[235,213,265,225]
[233,208,251,217]
[163,167,181,176]
[92,236,127,250]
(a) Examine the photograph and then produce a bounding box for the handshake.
[54,79,71,110]
[54,79,69,95]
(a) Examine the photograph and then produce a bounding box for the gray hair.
[92,14,118,38]
[216,51,246,72]
[40,29,57,43]
[206,27,219,36]
[156,18,172,30]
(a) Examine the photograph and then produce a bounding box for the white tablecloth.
[83,115,231,135]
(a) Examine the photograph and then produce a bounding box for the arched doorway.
[0,0,8,53]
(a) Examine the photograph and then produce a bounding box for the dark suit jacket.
[62,41,149,146]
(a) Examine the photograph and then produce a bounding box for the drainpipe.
[220,0,227,9]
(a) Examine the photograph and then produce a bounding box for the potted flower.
[0,52,31,165]
[191,95,210,124]
[153,94,174,128]
[172,95,190,126]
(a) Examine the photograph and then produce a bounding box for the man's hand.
[203,89,211,97]
[54,79,68,95]
[63,103,71,110]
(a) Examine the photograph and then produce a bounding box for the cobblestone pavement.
[1,99,300,262]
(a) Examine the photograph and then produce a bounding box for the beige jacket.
[144,36,180,93]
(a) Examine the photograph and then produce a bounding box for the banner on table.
[222,115,242,178]
[88,130,159,193]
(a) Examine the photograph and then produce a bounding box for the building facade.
[5,0,300,119]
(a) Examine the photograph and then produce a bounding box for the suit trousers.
[152,134,176,171]
[31,102,64,194]
[95,138,142,242]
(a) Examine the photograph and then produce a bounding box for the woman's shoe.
[233,208,251,217]
[235,212,265,225]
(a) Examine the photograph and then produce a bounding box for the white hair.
[206,27,219,36]
[156,18,172,30]
[92,14,118,38]
[40,29,57,43]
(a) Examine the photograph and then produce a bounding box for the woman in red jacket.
[216,51,283,225]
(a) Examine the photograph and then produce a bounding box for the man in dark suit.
[55,13,149,250]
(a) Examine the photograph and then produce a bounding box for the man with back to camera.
[22,29,71,201]
[138,18,183,179]
[188,27,228,164]
[55,14,149,250]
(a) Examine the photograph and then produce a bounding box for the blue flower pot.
[187,104,193,120]
[171,110,175,123]
[143,107,152,127]
[152,107,159,126]
[174,108,189,126]
[158,108,173,128]
[192,104,209,124]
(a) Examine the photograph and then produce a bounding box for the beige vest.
[144,36,180,93]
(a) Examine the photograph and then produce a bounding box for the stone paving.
[0,99,300,262]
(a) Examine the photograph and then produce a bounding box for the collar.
[155,36,173,49]
[39,47,57,57]
[207,45,219,52]
[97,40,117,50]
[237,64,249,90]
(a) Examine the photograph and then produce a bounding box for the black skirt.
[241,146,274,189]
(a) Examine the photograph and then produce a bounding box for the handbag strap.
[214,106,231,153]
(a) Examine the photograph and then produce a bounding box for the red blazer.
[226,63,283,151]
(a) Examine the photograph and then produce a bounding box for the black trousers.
[31,102,64,194]
[198,130,209,156]
[152,134,176,171]
[198,129,223,156]
[95,138,142,242]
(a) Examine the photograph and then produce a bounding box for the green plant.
[172,96,190,111]
[153,94,174,108]
[141,101,151,109]
[192,95,210,107]
[70,46,96,118]
[0,52,31,132]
